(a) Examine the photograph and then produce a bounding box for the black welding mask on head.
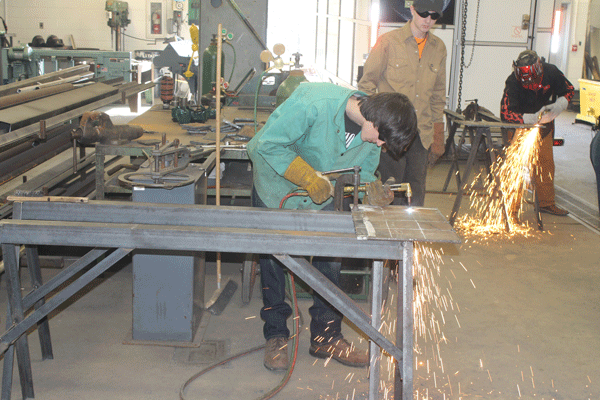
[513,50,543,90]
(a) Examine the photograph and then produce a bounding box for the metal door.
[448,0,551,114]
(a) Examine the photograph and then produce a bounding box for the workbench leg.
[369,260,384,400]
[95,151,105,200]
[449,131,484,225]
[2,304,15,400]
[480,128,511,231]
[2,244,34,400]
[532,178,544,231]
[395,242,414,400]
[25,246,53,360]
[443,122,464,192]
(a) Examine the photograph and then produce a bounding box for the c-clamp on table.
[0,200,459,400]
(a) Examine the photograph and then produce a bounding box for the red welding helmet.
[513,50,543,90]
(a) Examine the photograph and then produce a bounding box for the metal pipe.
[0,84,74,110]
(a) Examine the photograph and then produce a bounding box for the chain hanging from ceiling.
[455,0,481,113]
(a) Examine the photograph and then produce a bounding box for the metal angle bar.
[24,246,53,361]
[449,128,484,225]
[5,152,96,198]
[0,83,119,131]
[20,248,108,310]
[0,220,402,260]
[1,248,107,400]
[0,93,121,151]
[0,248,132,356]
[1,244,34,399]
[369,260,384,400]
[1,303,15,400]
[273,254,403,361]
[395,241,414,400]
[14,201,356,234]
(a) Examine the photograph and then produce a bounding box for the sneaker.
[309,337,369,368]
[539,205,569,216]
[264,337,289,371]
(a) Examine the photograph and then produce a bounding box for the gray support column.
[395,241,414,399]
[369,260,384,400]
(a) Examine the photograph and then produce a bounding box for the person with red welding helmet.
[247,82,418,372]
[501,50,575,216]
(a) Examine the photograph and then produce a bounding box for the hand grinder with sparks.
[534,109,550,128]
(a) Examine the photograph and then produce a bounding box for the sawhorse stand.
[443,113,543,230]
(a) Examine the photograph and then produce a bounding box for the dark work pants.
[251,187,343,344]
[378,136,428,206]
[591,130,600,216]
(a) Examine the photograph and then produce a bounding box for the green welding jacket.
[247,82,381,210]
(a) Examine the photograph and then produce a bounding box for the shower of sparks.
[455,126,543,238]
[376,243,462,399]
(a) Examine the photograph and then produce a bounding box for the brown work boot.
[309,337,369,368]
[264,337,289,372]
[540,205,569,216]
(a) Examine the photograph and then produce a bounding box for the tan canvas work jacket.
[358,23,446,149]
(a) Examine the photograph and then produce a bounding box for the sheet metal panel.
[352,206,461,243]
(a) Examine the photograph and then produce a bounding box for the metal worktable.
[0,200,459,399]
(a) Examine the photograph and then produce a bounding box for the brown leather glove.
[283,156,333,204]
[428,122,445,166]
[364,180,394,206]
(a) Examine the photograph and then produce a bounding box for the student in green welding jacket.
[247,81,418,372]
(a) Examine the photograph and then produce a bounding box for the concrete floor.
[0,109,598,399]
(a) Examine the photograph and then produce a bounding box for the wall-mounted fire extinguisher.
[152,10,161,34]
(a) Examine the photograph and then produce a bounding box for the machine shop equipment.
[118,137,196,189]
[153,40,197,98]
[106,0,131,51]
[0,46,133,84]
[115,135,209,343]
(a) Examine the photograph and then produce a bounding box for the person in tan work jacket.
[358,0,447,206]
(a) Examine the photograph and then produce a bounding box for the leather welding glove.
[427,122,445,166]
[523,106,547,125]
[283,156,334,204]
[522,112,540,125]
[540,96,569,124]
[364,180,394,206]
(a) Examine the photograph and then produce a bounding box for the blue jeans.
[252,187,343,344]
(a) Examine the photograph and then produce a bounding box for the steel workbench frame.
[0,201,458,400]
